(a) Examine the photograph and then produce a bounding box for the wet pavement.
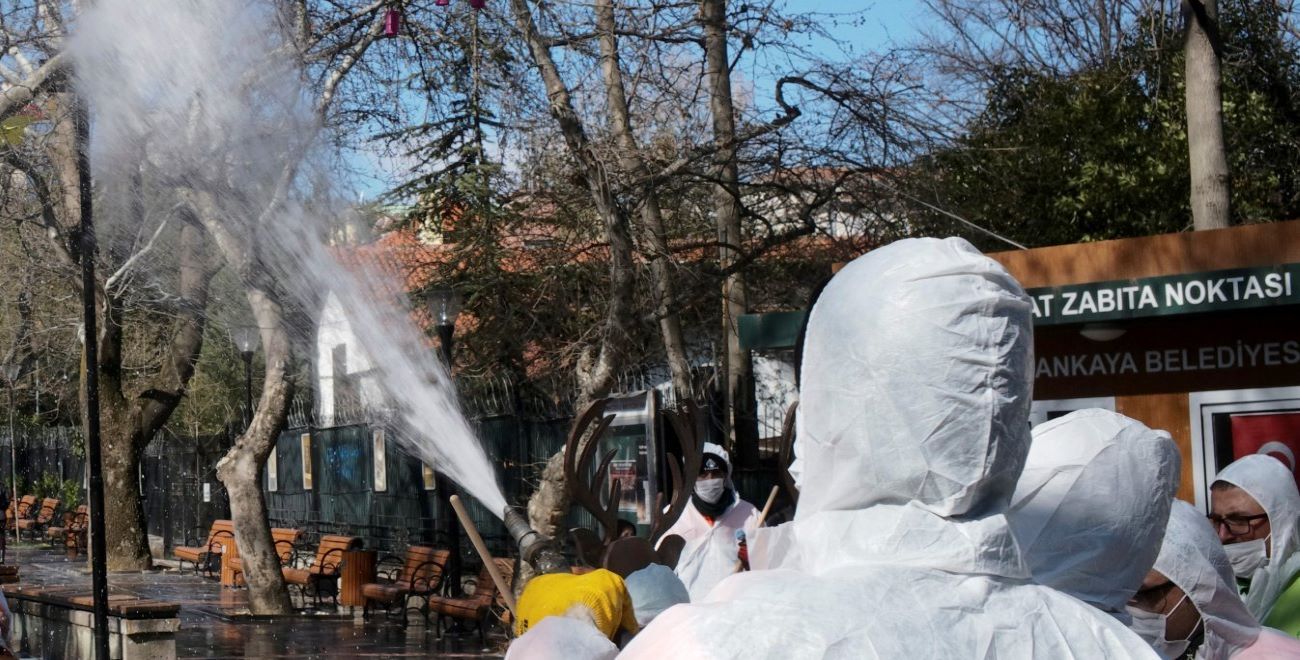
[5,544,507,659]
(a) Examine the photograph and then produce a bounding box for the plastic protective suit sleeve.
[505,616,618,660]
[513,569,638,640]
[619,237,1159,659]
[1214,455,1300,622]
[1151,500,1260,660]
[1007,409,1180,618]
[622,564,689,627]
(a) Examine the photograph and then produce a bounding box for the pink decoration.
[469,0,485,8]
[435,0,449,6]
[383,8,402,36]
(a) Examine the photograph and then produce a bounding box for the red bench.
[17,498,59,540]
[426,558,515,645]
[362,546,450,625]
[173,520,234,576]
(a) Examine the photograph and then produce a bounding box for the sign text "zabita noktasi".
[1024,264,1299,325]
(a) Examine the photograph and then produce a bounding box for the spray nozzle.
[503,506,569,575]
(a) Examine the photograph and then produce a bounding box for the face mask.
[1224,536,1270,578]
[1127,595,1195,659]
[695,478,725,504]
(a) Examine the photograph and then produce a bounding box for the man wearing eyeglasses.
[1210,454,1300,637]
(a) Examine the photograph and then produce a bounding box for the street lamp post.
[427,287,464,596]
[4,363,19,550]
[231,327,260,424]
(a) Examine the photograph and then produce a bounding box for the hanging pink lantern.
[435,0,449,6]
[383,8,402,37]
[468,0,485,8]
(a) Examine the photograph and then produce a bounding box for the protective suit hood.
[1008,409,1180,618]
[622,238,1158,659]
[793,237,1033,520]
[1155,500,1261,660]
[1214,454,1300,619]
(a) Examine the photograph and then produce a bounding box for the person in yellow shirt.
[513,567,639,642]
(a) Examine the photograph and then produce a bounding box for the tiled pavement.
[5,544,506,659]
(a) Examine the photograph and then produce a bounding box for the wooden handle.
[733,485,781,573]
[449,495,517,616]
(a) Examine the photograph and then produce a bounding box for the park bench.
[425,557,516,645]
[361,546,450,625]
[45,505,88,555]
[6,495,35,530]
[282,534,362,608]
[173,519,234,577]
[17,498,59,540]
[224,527,303,586]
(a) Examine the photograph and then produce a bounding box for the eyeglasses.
[1206,513,1269,536]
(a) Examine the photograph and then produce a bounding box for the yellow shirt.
[514,568,640,640]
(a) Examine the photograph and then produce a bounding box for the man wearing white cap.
[656,442,759,601]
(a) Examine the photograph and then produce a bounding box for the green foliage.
[912,0,1300,248]
[58,478,82,509]
[32,472,60,500]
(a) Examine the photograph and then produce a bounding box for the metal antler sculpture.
[778,401,800,505]
[648,400,704,544]
[564,399,623,545]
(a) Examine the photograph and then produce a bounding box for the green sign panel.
[1026,263,1300,326]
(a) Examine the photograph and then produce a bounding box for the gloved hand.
[735,530,749,571]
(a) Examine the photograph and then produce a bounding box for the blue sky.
[802,0,929,56]
[350,1,936,202]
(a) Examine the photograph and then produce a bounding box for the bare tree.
[1183,0,1231,228]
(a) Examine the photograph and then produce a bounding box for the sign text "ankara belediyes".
[1025,264,1299,325]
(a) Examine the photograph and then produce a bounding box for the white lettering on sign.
[1037,340,1300,379]
[1031,270,1295,322]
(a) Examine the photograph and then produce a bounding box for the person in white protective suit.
[619,237,1160,659]
[655,442,759,601]
[1128,500,1300,659]
[1006,409,1181,623]
[1210,455,1300,636]
[505,616,619,660]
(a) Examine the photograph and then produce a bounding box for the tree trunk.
[701,0,758,466]
[90,220,217,572]
[596,0,692,399]
[215,285,294,614]
[508,0,638,550]
[1184,0,1231,229]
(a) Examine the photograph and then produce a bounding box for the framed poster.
[266,447,278,492]
[373,429,388,492]
[422,463,436,491]
[301,433,313,490]
[597,391,660,531]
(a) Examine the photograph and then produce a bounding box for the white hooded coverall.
[1007,408,1181,621]
[657,442,759,601]
[1213,455,1300,624]
[619,237,1159,659]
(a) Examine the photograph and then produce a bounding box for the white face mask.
[1224,536,1270,579]
[695,477,726,504]
[1127,594,1195,659]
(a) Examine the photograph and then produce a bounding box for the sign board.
[1033,307,1300,400]
[1026,264,1299,326]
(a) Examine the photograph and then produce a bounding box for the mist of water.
[70,0,509,518]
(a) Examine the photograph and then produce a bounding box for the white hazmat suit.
[620,237,1159,659]
[657,442,759,601]
[1213,455,1300,622]
[1007,408,1181,621]
[1148,500,1266,659]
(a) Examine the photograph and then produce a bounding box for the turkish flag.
[1231,412,1300,490]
